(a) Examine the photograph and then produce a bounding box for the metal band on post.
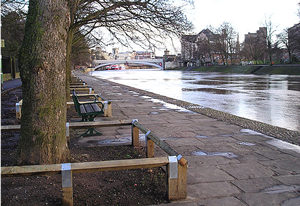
[145,130,151,146]
[66,122,70,138]
[132,119,138,125]
[103,101,108,110]
[61,163,72,188]
[61,163,73,205]
[177,154,182,161]
[16,103,19,112]
[131,119,139,147]
[89,88,92,94]
[168,156,178,179]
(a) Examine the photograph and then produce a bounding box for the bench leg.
[80,128,102,137]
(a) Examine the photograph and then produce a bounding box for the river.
[91,69,300,132]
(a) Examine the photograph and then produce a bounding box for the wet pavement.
[76,71,300,206]
[91,70,300,132]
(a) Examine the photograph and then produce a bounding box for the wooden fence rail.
[1,119,187,204]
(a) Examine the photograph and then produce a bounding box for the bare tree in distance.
[264,16,278,65]
[242,35,266,64]
[212,22,238,65]
[277,28,295,63]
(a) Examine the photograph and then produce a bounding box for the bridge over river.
[94,59,164,70]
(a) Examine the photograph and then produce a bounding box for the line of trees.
[189,9,300,66]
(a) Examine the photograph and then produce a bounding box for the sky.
[187,0,299,40]
[106,0,300,56]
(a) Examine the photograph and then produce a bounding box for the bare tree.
[277,28,295,63]
[65,0,193,92]
[213,22,238,65]
[264,17,277,65]
[6,0,193,164]
[242,35,266,63]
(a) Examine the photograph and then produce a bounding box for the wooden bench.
[72,90,105,136]
[69,93,112,117]
[72,90,104,122]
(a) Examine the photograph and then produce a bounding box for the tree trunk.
[65,1,79,99]
[66,29,74,99]
[18,0,70,165]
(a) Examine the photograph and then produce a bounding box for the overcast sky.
[187,0,299,40]
[107,0,300,56]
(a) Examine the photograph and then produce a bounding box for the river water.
[91,69,300,132]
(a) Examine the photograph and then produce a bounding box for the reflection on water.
[92,69,300,132]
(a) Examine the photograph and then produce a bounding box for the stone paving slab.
[238,192,299,206]
[187,166,235,184]
[77,72,300,206]
[219,162,275,180]
[187,182,240,199]
[231,177,282,193]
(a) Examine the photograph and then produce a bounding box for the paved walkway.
[76,72,300,206]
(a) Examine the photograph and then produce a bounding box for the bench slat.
[91,103,101,112]
[84,104,94,113]
[79,105,87,114]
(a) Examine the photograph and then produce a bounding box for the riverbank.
[76,71,300,205]
[168,65,300,75]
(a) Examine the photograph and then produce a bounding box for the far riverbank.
[168,65,300,75]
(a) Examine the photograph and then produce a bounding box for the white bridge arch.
[94,59,164,70]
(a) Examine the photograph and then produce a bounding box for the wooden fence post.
[107,102,112,117]
[146,138,155,158]
[131,120,140,148]
[103,101,112,117]
[177,157,188,199]
[167,156,187,200]
[145,131,154,158]
[61,163,73,206]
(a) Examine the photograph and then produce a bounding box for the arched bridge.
[94,59,164,70]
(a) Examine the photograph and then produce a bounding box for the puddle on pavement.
[262,185,300,194]
[128,91,139,95]
[238,142,256,146]
[240,129,272,138]
[147,98,195,113]
[192,150,238,158]
[266,139,300,153]
[195,135,209,138]
[140,95,151,99]
[149,111,159,115]
[241,129,300,153]
[220,134,233,137]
